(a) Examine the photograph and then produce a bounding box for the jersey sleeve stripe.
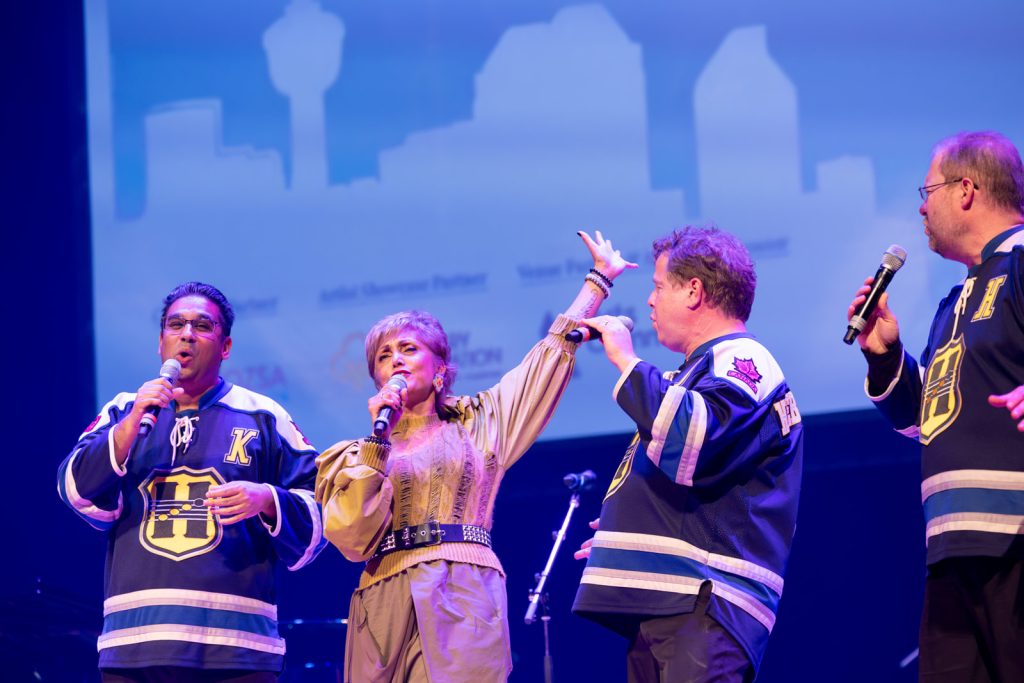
[287,488,324,571]
[58,449,122,529]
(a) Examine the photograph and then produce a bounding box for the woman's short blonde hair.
[364,310,459,400]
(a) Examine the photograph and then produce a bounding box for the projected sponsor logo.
[449,329,503,385]
[518,253,644,285]
[223,364,287,394]
[330,331,372,391]
[320,273,488,307]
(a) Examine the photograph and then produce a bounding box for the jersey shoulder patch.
[219,385,316,453]
[710,337,786,402]
[80,392,137,438]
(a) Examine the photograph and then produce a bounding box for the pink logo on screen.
[727,357,762,393]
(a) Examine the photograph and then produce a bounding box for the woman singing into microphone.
[315,231,635,682]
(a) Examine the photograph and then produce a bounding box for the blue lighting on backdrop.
[85,0,1024,451]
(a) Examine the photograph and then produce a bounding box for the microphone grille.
[617,315,635,332]
[388,374,408,390]
[882,245,907,271]
[160,358,182,383]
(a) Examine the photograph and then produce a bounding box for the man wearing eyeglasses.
[848,131,1024,682]
[58,282,326,682]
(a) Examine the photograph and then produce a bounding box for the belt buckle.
[407,521,442,549]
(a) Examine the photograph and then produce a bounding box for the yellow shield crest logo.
[919,335,964,445]
[604,434,639,502]
[138,467,225,561]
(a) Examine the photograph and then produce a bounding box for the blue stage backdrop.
[83,0,1024,449]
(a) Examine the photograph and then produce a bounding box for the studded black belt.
[373,521,492,559]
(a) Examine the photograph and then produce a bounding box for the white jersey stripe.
[647,384,685,466]
[921,469,1024,501]
[288,489,323,571]
[926,512,1024,542]
[98,625,285,655]
[593,530,784,594]
[677,392,707,486]
[104,588,277,618]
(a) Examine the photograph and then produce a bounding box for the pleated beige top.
[315,313,580,589]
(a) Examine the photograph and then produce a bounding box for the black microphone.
[565,315,634,343]
[139,359,182,436]
[563,470,597,491]
[844,245,907,345]
[372,375,408,437]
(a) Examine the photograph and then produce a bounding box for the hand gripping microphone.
[372,375,408,437]
[565,315,634,343]
[563,470,597,492]
[843,245,907,345]
[139,358,182,436]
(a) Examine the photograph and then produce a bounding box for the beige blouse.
[315,314,581,590]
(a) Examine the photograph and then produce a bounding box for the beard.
[927,217,969,262]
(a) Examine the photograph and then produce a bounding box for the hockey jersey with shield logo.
[57,378,325,672]
[572,333,803,672]
[869,226,1024,565]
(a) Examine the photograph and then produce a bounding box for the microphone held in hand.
[139,358,182,436]
[563,470,597,492]
[372,374,408,437]
[565,315,634,343]
[844,245,907,345]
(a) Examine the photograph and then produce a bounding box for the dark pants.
[919,556,1024,683]
[101,668,277,683]
[625,581,755,683]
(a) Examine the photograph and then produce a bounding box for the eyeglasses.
[163,315,221,337]
[917,178,964,201]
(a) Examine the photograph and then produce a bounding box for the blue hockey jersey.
[57,379,326,671]
[869,226,1024,565]
[573,333,803,671]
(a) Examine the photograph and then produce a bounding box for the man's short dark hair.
[935,131,1024,214]
[652,226,757,322]
[159,282,235,337]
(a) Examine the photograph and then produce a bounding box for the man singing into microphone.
[57,282,326,682]
[572,226,803,683]
[847,131,1024,681]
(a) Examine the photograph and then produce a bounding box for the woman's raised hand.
[578,230,638,281]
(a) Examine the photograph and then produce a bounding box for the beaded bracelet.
[584,273,610,298]
[589,268,614,288]
[365,434,392,449]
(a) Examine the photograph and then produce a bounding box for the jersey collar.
[975,223,1024,270]
[681,331,755,369]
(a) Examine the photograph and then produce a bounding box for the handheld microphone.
[139,358,182,436]
[565,315,634,343]
[372,375,408,437]
[844,245,907,345]
[563,470,597,492]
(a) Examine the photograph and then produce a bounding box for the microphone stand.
[525,488,582,683]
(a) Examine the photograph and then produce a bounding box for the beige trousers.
[344,560,512,683]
